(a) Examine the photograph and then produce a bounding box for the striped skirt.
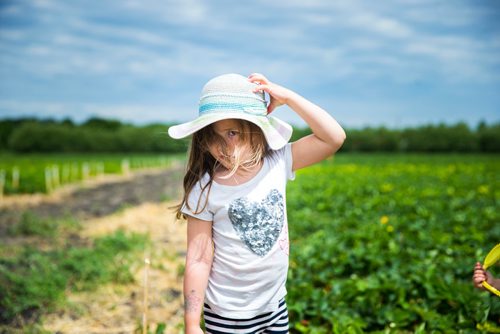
[203,298,289,334]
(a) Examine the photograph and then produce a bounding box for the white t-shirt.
[182,144,295,319]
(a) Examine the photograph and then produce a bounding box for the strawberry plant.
[287,154,499,333]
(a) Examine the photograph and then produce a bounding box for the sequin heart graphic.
[228,189,284,257]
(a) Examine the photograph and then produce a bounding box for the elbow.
[186,246,213,267]
[328,130,346,154]
[190,255,213,267]
[185,254,213,277]
[338,129,347,146]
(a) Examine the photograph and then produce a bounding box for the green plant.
[7,212,80,238]
[0,152,181,194]
[0,230,149,325]
[286,154,500,333]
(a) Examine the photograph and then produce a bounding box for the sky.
[0,0,499,129]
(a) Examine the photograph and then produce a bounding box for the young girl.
[168,73,346,334]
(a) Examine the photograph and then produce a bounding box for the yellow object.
[483,243,500,270]
[483,281,500,297]
[482,243,500,297]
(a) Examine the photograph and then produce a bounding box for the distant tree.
[61,118,75,127]
[402,124,453,152]
[1,117,499,153]
[145,124,189,152]
[8,122,74,152]
[477,121,500,152]
[81,117,123,130]
[446,122,478,152]
[290,126,312,142]
[343,127,400,152]
[0,119,25,151]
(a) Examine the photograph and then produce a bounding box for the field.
[287,154,500,333]
[0,153,499,333]
[0,153,181,195]
[0,160,186,333]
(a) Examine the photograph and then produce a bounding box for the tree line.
[0,117,498,153]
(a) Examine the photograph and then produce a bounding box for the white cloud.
[68,18,173,47]
[402,2,490,27]
[347,13,413,39]
[122,0,208,25]
[26,45,52,56]
[32,0,60,10]
[0,99,191,124]
[0,29,26,41]
[0,0,499,127]
[404,34,500,82]
[0,4,21,16]
[348,38,384,51]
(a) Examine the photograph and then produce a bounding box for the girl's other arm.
[249,73,346,171]
[184,216,214,334]
[286,91,346,171]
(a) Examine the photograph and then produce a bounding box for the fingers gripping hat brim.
[167,73,293,150]
[168,112,292,151]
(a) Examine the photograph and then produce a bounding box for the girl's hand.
[248,73,292,114]
[250,72,346,170]
[473,262,490,290]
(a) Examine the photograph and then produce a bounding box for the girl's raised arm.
[249,73,346,171]
[184,216,214,334]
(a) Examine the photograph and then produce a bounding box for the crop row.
[286,154,499,333]
[0,153,181,196]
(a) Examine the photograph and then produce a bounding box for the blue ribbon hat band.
[199,93,268,116]
[199,102,267,116]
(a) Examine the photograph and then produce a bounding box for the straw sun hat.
[168,73,293,150]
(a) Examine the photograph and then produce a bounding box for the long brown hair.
[174,119,269,219]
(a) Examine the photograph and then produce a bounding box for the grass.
[0,212,149,327]
[7,212,80,238]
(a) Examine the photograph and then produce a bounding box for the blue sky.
[0,0,499,128]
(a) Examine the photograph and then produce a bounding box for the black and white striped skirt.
[203,298,289,334]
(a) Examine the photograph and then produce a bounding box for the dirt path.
[0,165,184,228]
[43,202,187,334]
[1,166,188,334]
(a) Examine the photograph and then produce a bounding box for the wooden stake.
[12,166,19,190]
[82,162,90,180]
[62,164,70,183]
[122,159,130,176]
[52,165,60,188]
[45,167,52,193]
[0,170,5,200]
[72,163,79,181]
[98,162,105,178]
[142,256,150,334]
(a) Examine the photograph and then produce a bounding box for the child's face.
[208,119,248,169]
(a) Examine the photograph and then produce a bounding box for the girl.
[168,73,346,334]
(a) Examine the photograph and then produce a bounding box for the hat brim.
[168,112,292,150]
